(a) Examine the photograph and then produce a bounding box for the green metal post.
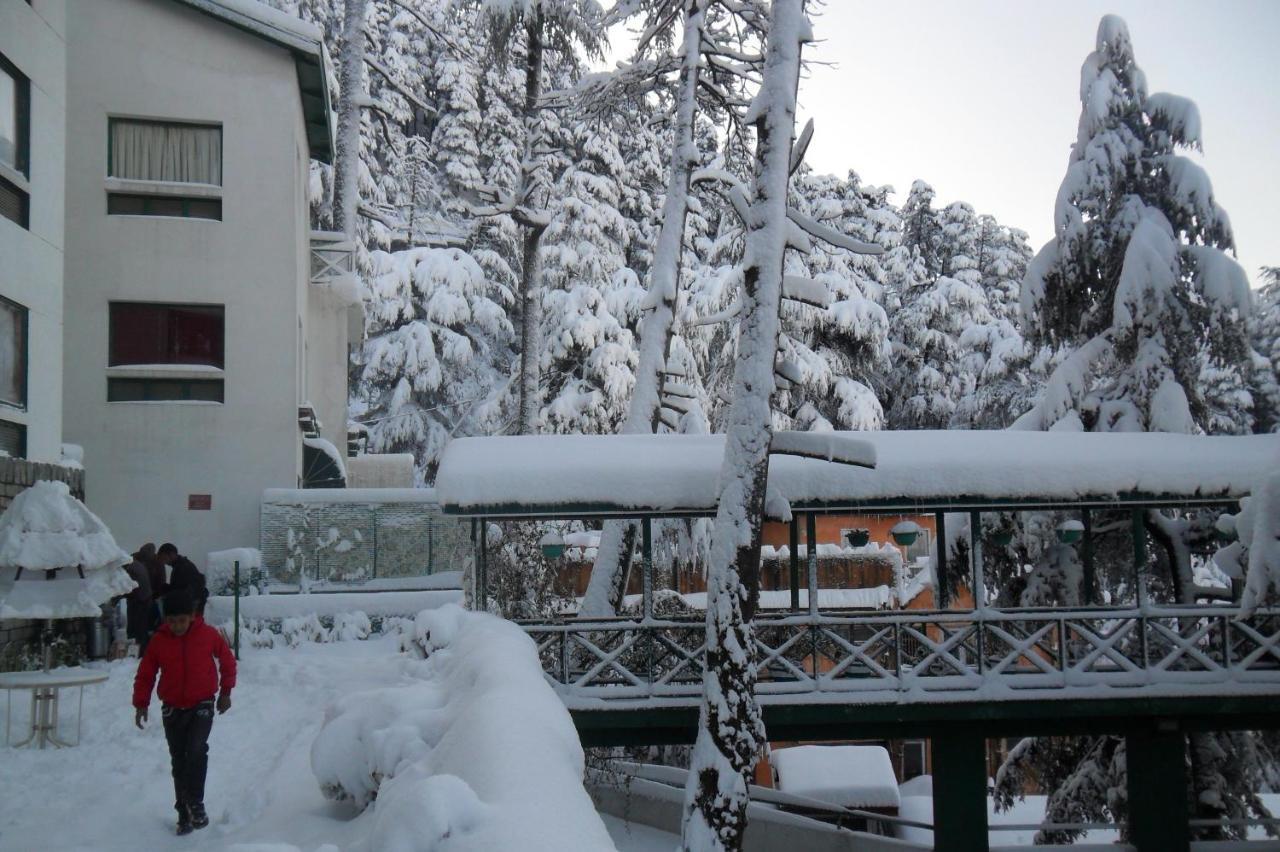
[1132,509,1147,607]
[969,510,985,608]
[935,512,949,609]
[789,517,800,612]
[232,561,240,660]
[641,517,653,620]
[931,734,989,852]
[1081,509,1095,605]
[479,517,489,610]
[1126,724,1189,852]
[469,518,477,609]
[806,512,818,615]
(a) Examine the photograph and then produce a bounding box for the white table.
[0,667,109,748]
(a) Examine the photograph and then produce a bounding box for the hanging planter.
[1056,520,1085,545]
[845,528,870,548]
[890,520,920,547]
[539,531,565,560]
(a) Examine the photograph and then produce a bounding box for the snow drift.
[310,604,615,851]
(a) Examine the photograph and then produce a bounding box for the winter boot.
[189,802,209,830]
[175,805,193,836]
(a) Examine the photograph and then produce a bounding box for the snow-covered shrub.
[311,604,614,851]
[206,548,265,596]
[331,611,372,642]
[281,614,328,647]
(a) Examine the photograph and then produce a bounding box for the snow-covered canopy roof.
[168,0,333,162]
[0,481,134,619]
[434,431,1277,518]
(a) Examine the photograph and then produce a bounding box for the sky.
[796,1,1279,288]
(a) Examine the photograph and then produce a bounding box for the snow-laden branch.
[788,117,813,175]
[363,56,435,116]
[785,207,884,255]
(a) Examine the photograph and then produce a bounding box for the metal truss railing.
[521,606,1280,703]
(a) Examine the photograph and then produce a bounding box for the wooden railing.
[521,606,1280,705]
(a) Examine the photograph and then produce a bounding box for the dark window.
[0,173,27,227]
[108,378,223,403]
[0,419,25,458]
[0,296,26,408]
[107,193,221,220]
[0,53,30,177]
[902,740,927,780]
[109,302,224,368]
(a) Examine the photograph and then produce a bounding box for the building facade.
[59,0,348,562]
[1,0,66,463]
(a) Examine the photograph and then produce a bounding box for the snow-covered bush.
[310,604,614,851]
[206,547,265,596]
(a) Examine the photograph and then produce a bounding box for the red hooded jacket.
[132,616,236,709]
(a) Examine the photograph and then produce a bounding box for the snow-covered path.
[0,638,409,850]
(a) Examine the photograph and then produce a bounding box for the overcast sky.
[796,1,1279,288]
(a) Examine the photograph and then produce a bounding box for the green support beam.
[931,734,989,852]
[935,511,949,609]
[806,512,818,615]
[1082,508,1095,605]
[1126,723,1189,852]
[641,517,654,620]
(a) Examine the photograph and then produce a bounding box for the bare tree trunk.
[332,0,368,238]
[583,0,709,616]
[516,10,546,435]
[681,2,809,848]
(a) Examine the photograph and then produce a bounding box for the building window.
[107,378,223,403]
[0,297,26,409]
[108,119,221,185]
[902,740,927,780]
[109,302,224,368]
[0,54,30,177]
[107,119,222,219]
[106,193,221,220]
[0,53,30,229]
[0,419,25,458]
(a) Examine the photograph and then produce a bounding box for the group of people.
[120,542,208,655]
[120,543,236,836]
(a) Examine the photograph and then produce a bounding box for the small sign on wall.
[188,494,212,511]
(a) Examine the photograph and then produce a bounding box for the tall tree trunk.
[333,0,368,238]
[516,10,546,435]
[681,2,809,848]
[582,0,709,617]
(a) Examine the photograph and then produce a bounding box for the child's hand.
[135,707,147,729]
[217,693,231,714]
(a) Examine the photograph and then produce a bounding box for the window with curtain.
[0,297,26,409]
[108,119,222,186]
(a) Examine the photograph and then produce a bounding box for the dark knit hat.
[164,589,194,616]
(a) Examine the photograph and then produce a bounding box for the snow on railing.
[521,606,1280,705]
[309,230,354,283]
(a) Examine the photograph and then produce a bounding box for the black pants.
[162,700,215,812]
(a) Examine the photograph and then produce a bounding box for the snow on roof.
[434,431,1276,517]
[167,0,333,162]
[770,745,901,809]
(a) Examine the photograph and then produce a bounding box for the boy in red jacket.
[132,589,236,835]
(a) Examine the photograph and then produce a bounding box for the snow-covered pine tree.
[886,198,994,429]
[1001,16,1271,842]
[538,122,641,434]
[355,246,515,480]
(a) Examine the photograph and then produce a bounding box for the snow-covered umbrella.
[0,481,133,634]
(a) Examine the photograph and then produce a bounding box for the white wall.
[62,0,313,561]
[0,0,66,462]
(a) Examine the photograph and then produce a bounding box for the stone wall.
[0,457,85,511]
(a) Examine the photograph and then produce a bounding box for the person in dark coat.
[142,543,168,631]
[132,589,235,835]
[158,543,208,614]
[122,547,154,654]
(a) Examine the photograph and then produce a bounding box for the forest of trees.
[268,1,1279,847]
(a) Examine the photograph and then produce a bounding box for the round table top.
[0,667,110,689]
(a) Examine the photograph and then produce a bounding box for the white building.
[1,0,66,463]
[59,0,357,561]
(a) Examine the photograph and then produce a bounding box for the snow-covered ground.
[0,628,650,852]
